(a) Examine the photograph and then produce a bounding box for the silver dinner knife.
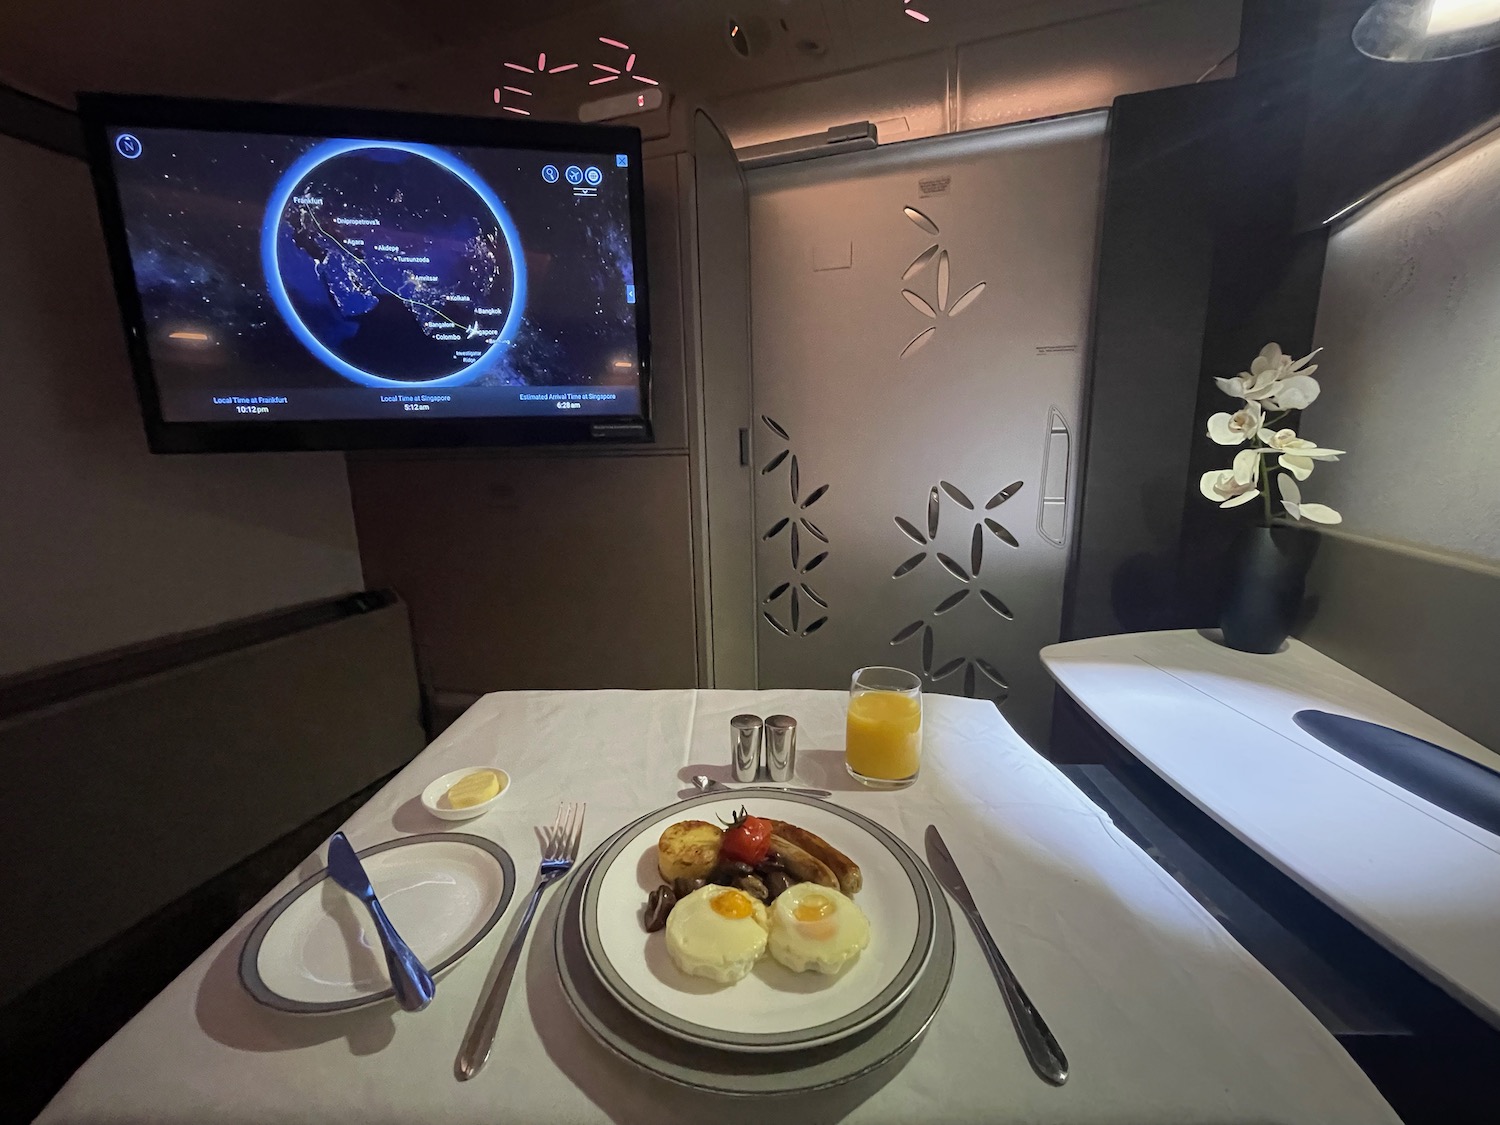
[326,831,436,1012]
[925,824,1069,1085]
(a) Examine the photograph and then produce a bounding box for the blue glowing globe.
[263,141,525,388]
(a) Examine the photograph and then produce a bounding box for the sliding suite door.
[747,113,1105,749]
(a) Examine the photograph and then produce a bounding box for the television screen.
[79,95,651,451]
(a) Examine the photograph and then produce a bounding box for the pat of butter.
[446,769,503,809]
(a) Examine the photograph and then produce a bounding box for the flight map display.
[106,127,643,422]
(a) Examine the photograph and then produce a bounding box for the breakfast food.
[766,834,838,889]
[767,883,871,975]
[656,820,724,883]
[643,806,870,982]
[444,769,503,809]
[768,821,862,895]
[665,884,770,984]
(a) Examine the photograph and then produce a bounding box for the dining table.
[34,688,1399,1125]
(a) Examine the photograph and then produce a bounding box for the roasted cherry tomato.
[720,810,773,866]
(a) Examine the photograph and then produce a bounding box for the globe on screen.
[269,144,518,385]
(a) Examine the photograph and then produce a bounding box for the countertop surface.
[1043,629,1500,1028]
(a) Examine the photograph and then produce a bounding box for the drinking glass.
[845,666,923,789]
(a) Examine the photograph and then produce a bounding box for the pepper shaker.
[764,714,798,782]
[730,714,763,782]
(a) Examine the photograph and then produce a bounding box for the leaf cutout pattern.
[986,481,1024,509]
[763,582,790,603]
[948,280,986,318]
[800,583,828,608]
[922,626,934,673]
[933,656,966,680]
[902,290,938,318]
[890,620,925,645]
[761,415,789,440]
[971,524,984,576]
[762,517,789,540]
[802,551,828,573]
[900,327,936,358]
[895,516,927,545]
[939,481,973,509]
[790,456,800,504]
[937,250,950,312]
[800,518,829,543]
[937,553,969,582]
[985,518,1019,548]
[763,612,790,636]
[975,658,1009,689]
[980,589,1014,619]
[800,484,829,510]
[903,206,939,235]
[790,522,801,569]
[934,589,970,615]
[893,552,927,579]
[790,588,801,631]
[964,664,977,698]
[761,449,789,474]
[927,486,940,538]
[801,617,828,637]
[903,243,940,280]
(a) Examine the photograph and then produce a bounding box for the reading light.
[904,0,931,22]
[1354,0,1500,61]
[728,18,751,57]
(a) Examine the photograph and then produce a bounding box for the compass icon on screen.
[115,133,142,159]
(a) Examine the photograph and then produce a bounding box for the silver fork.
[456,802,585,1081]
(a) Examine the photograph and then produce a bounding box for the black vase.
[1219,525,1318,654]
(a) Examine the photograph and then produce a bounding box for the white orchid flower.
[1219,344,1323,408]
[1200,461,1260,508]
[1215,368,1281,401]
[1259,427,1344,480]
[1267,373,1321,411]
[1207,400,1264,446]
[1278,474,1341,524]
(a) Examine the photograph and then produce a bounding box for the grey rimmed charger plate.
[578,790,937,1053]
[240,832,515,1014]
[555,837,956,1096]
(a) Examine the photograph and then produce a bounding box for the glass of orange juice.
[845,666,923,789]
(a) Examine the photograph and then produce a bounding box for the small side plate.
[239,833,515,1014]
[422,768,511,821]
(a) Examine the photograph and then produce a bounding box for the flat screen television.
[78,94,652,452]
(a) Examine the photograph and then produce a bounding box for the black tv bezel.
[76,93,654,453]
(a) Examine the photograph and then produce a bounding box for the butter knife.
[326,831,436,1012]
[925,825,1068,1085]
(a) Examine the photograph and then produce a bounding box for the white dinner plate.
[239,833,515,1014]
[557,839,957,1096]
[580,791,935,1053]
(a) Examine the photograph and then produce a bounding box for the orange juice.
[845,690,922,782]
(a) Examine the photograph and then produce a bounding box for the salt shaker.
[763,714,798,782]
[730,714,763,782]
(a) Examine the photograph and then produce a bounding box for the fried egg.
[767,883,871,975]
[664,885,769,984]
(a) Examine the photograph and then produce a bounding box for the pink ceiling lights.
[495,36,660,113]
[904,1,931,23]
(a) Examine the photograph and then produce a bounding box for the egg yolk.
[793,893,837,922]
[710,889,755,919]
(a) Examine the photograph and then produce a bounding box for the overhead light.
[727,18,751,57]
[1354,0,1500,61]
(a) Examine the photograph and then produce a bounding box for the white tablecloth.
[36,690,1397,1125]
